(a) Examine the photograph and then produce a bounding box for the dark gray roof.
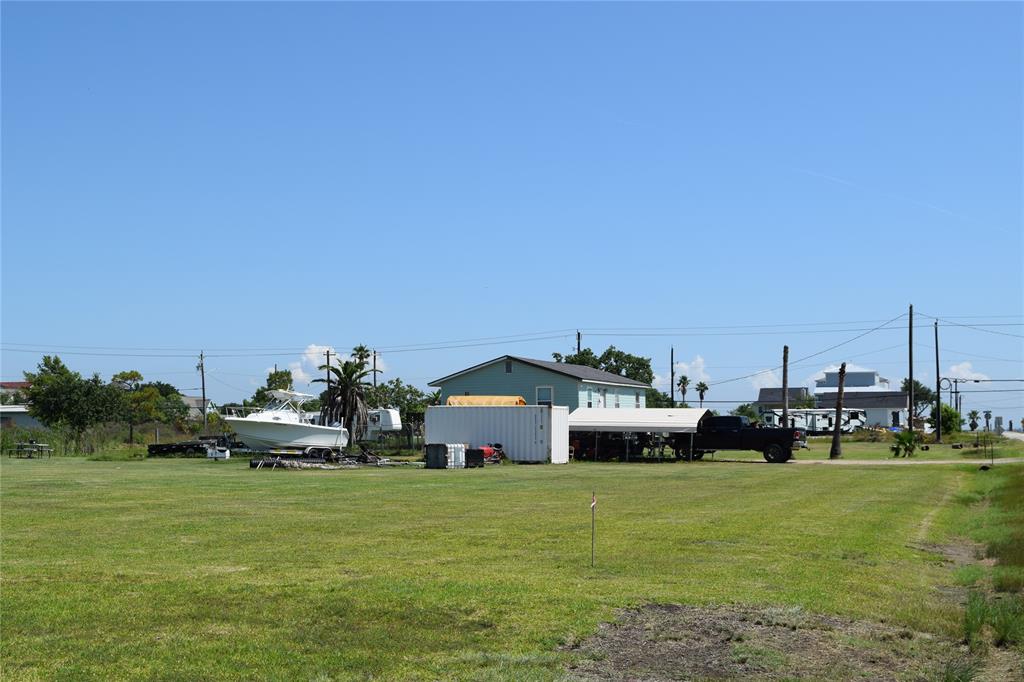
[755,387,810,404]
[429,355,650,388]
[511,357,650,387]
[814,391,908,409]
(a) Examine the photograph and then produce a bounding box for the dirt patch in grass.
[564,604,971,681]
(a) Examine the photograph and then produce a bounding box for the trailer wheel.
[763,443,791,463]
[688,452,705,461]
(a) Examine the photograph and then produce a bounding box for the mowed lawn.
[1,458,975,680]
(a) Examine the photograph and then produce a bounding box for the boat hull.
[223,418,349,451]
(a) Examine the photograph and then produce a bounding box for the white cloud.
[750,369,781,391]
[674,355,710,384]
[278,344,392,389]
[288,360,311,385]
[947,361,989,381]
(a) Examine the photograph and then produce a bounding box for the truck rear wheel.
[763,443,791,463]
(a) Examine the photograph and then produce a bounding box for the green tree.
[731,403,761,423]
[794,395,816,409]
[927,403,962,436]
[247,369,294,407]
[552,346,654,385]
[112,370,146,444]
[365,378,430,423]
[25,357,123,454]
[677,375,690,406]
[695,381,709,407]
[645,389,673,408]
[900,378,935,419]
[314,347,375,443]
[551,348,600,368]
[968,410,980,431]
[140,381,180,398]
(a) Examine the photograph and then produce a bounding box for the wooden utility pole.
[829,362,846,459]
[670,347,675,408]
[577,330,582,354]
[325,349,331,396]
[908,304,914,434]
[781,345,790,429]
[934,320,942,443]
[373,350,378,388]
[198,351,207,431]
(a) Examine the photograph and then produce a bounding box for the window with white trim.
[587,388,593,408]
[505,359,513,373]
[635,391,640,408]
[614,391,620,408]
[536,386,553,407]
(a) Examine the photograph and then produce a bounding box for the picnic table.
[9,442,53,458]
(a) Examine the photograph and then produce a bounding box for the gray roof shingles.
[430,355,650,388]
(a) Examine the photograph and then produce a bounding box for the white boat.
[222,390,349,452]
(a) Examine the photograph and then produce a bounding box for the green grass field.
[715,433,1024,461]
[1,456,1018,680]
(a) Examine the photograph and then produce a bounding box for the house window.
[587,388,593,408]
[505,359,513,373]
[891,411,900,427]
[635,392,640,408]
[536,386,553,406]
[614,392,620,408]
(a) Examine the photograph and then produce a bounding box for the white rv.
[760,408,865,434]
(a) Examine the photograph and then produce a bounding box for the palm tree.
[677,375,690,406]
[695,381,709,408]
[968,410,980,432]
[428,389,442,406]
[313,349,375,443]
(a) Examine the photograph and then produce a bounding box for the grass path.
[0,457,984,680]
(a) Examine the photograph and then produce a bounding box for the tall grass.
[963,592,988,652]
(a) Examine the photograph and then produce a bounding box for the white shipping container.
[425,406,570,464]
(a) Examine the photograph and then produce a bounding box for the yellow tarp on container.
[446,395,527,406]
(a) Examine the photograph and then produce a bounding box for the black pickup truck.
[671,416,805,463]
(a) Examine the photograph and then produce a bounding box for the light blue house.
[429,356,650,410]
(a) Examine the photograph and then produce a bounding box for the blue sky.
[2,2,1022,417]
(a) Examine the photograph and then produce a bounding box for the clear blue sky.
[2,2,1022,418]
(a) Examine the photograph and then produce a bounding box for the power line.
[708,312,908,387]
[918,313,1024,339]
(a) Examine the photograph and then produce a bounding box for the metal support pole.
[934,321,942,443]
[908,304,914,433]
[591,490,596,568]
[781,345,790,431]
[670,346,675,408]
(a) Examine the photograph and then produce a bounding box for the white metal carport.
[568,408,711,460]
[568,408,710,433]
